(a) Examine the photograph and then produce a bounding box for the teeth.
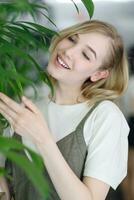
[57,56,70,69]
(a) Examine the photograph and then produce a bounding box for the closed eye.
[82,52,90,60]
[68,35,77,43]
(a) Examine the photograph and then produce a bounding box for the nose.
[64,45,78,60]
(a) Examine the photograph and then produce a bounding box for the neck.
[52,83,85,105]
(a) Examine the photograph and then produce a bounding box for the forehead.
[78,32,110,60]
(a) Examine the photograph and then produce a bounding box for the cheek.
[54,42,64,52]
[74,61,101,82]
[75,60,93,73]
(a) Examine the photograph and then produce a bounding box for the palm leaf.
[21,21,58,37]
[0,136,49,198]
[81,0,94,19]
[70,0,79,14]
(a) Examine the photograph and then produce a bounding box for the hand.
[0,93,52,145]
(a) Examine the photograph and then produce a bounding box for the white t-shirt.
[1,84,129,190]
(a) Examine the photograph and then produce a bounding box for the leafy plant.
[0,136,50,198]
[0,0,57,132]
[0,0,94,199]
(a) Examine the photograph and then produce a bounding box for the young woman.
[0,20,129,200]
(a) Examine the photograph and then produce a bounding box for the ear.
[90,70,109,82]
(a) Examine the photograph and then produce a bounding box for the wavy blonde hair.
[48,20,129,105]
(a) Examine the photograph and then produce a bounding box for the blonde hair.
[48,20,129,105]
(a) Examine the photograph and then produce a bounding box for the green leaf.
[0,166,12,180]
[41,70,54,97]
[39,11,58,29]
[81,0,94,19]
[1,23,48,50]
[70,0,79,14]
[4,151,49,198]
[0,1,51,24]
[5,56,23,97]
[0,37,30,59]
[27,55,54,92]
[8,81,22,100]
[26,149,44,171]
[0,136,44,170]
[31,3,48,12]
[0,37,45,69]
[0,167,6,177]
[6,25,39,45]
[21,21,58,37]
[0,166,13,180]
[0,136,49,198]
[0,136,26,151]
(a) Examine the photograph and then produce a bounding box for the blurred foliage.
[0,0,48,22]
[0,0,57,132]
[0,136,50,198]
[0,0,56,97]
[0,0,94,199]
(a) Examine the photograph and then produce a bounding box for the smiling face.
[47,32,110,87]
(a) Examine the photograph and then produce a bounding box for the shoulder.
[84,100,129,137]
[92,100,127,121]
[84,101,129,189]
[96,100,123,113]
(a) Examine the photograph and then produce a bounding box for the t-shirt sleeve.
[83,102,129,190]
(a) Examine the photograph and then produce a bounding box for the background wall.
[44,0,134,49]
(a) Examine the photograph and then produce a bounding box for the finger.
[0,101,17,121]
[20,101,26,108]
[0,108,14,126]
[0,92,22,113]
[22,96,40,114]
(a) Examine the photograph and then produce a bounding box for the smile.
[56,55,70,70]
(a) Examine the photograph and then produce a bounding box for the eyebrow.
[86,45,97,59]
[76,34,97,59]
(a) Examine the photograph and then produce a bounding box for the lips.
[56,55,70,70]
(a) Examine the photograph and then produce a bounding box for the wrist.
[36,133,56,150]
[36,135,56,154]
